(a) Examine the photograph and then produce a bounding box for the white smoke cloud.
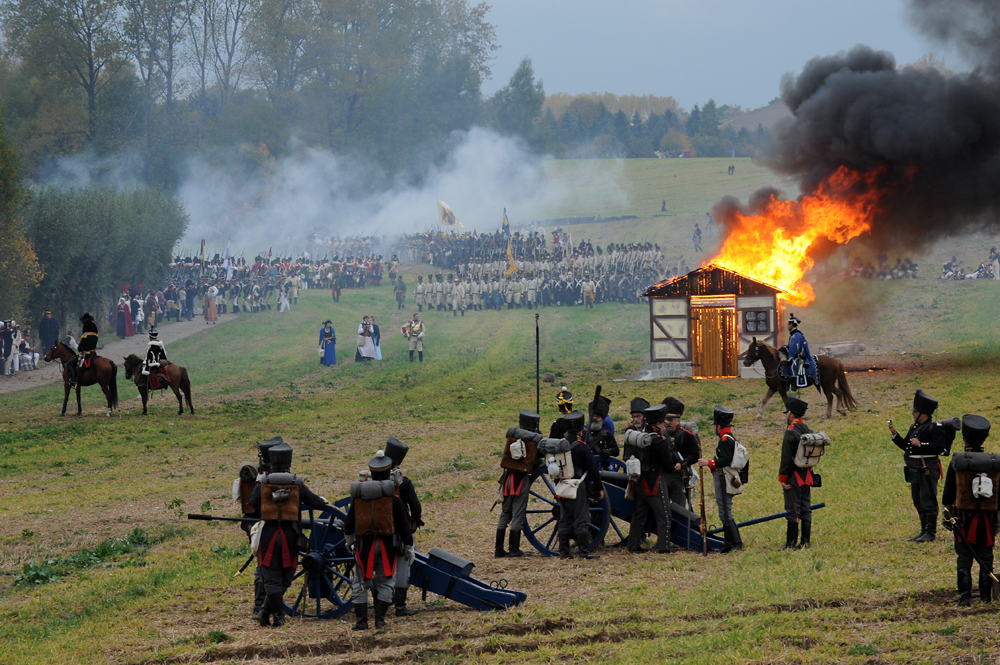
[175,127,625,256]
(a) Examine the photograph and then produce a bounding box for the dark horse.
[122,354,194,415]
[743,337,858,419]
[43,343,119,416]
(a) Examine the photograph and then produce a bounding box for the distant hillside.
[720,102,793,132]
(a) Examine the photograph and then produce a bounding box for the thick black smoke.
[719,0,1000,248]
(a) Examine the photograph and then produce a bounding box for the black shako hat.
[644,404,668,424]
[519,410,541,432]
[629,397,650,415]
[962,414,990,448]
[712,405,735,427]
[269,442,293,470]
[912,390,938,415]
[784,396,808,417]
[662,397,685,418]
[258,437,284,464]
[368,450,393,472]
[559,411,586,436]
[384,438,409,467]
[590,395,612,419]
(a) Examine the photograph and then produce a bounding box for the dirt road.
[0,313,237,396]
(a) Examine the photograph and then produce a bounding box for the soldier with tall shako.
[384,438,424,617]
[587,395,619,470]
[778,396,817,549]
[942,415,999,607]
[889,390,948,542]
[248,442,328,626]
[344,450,414,630]
[495,410,543,558]
[622,404,675,553]
[69,312,99,387]
[662,397,701,507]
[553,411,605,559]
[141,328,168,390]
[233,437,283,617]
[697,406,745,553]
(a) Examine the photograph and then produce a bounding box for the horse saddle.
[149,364,170,390]
[82,353,95,369]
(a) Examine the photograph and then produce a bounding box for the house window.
[743,310,770,333]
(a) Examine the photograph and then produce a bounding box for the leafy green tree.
[685,104,700,137]
[491,57,544,142]
[0,107,42,321]
[700,98,720,137]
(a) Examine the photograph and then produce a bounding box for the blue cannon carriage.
[520,458,824,555]
[190,499,526,621]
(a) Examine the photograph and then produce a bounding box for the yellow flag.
[506,238,518,276]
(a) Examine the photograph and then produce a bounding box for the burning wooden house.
[642,265,782,379]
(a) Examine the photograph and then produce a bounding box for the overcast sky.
[481,0,966,111]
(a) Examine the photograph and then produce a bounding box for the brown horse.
[122,354,194,415]
[43,343,119,417]
[743,337,858,419]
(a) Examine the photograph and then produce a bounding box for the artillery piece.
[190,498,525,620]
[521,458,825,555]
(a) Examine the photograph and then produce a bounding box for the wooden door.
[692,307,738,378]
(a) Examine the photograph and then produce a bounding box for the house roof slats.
[642,265,782,298]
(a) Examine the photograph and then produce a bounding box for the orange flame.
[709,166,890,305]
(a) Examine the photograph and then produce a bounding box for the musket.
[698,466,708,556]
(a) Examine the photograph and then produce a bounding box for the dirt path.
[0,312,239,396]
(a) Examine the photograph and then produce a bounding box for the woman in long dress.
[205,285,219,324]
[355,316,376,362]
[319,320,337,366]
[116,297,134,338]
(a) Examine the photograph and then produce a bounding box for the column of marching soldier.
[229,387,996,631]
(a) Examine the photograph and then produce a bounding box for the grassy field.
[530,158,799,268]
[3,161,1000,662]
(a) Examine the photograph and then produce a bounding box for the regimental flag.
[504,208,518,276]
[437,200,463,227]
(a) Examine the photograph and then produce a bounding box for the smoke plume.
[718,0,1000,249]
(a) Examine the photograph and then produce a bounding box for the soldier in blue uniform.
[781,313,818,389]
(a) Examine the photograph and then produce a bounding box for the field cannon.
[190,499,525,620]
[521,458,825,555]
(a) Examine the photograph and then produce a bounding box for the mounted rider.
[781,313,818,389]
[70,313,99,387]
[142,328,168,388]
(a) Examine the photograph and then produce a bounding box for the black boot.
[781,521,799,550]
[256,601,271,627]
[508,530,527,557]
[914,516,936,542]
[418,351,423,362]
[731,521,744,551]
[268,593,286,627]
[958,567,973,607]
[495,529,507,558]
[394,587,419,616]
[453,309,457,317]
[799,521,811,548]
[558,533,573,559]
[409,350,414,362]
[575,531,599,559]
[719,523,735,554]
[352,603,369,630]
[374,599,390,628]
[908,512,926,541]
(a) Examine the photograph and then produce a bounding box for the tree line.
[0,0,768,190]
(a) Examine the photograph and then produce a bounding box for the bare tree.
[2,0,127,141]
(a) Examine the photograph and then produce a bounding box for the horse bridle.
[750,342,782,380]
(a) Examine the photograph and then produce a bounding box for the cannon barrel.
[705,503,825,535]
[187,513,332,529]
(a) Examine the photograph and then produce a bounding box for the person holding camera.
[890,390,947,542]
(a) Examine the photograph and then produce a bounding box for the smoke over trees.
[0,0,500,185]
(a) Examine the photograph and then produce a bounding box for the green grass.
[3,161,1000,662]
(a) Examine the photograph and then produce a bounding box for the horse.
[122,354,194,415]
[43,343,119,417]
[743,337,858,419]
